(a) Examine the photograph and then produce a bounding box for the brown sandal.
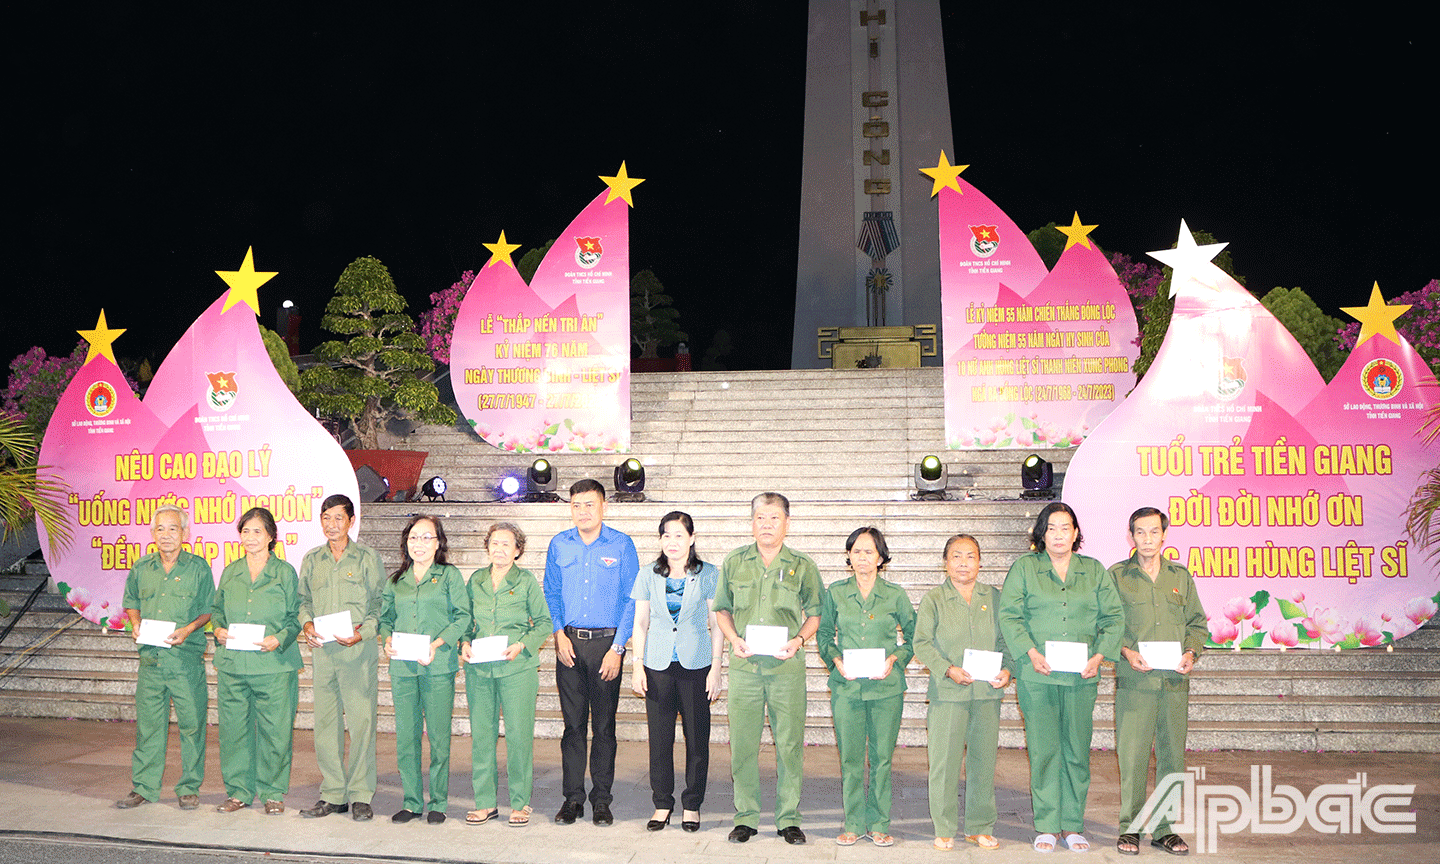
[509,805,533,826]
[216,797,248,813]
[466,808,499,824]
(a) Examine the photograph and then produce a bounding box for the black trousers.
[644,661,711,811]
[556,631,622,805]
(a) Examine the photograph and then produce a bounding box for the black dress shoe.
[391,809,420,824]
[300,799,349,818]
[592,802,614,826]
[352,802,373,821]
[778,826,807,845]
[427,810,446,824]
[646,811,671,831]
[554,800,583,824]
[682,819,700,832]
[728,825,759,843]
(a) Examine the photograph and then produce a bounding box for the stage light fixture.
[420,475,447,502]
[612,457,646,502]
[499,475,521,497]
[526,458,560,502]
[1021,453,1054,499]
[912,454,949,500]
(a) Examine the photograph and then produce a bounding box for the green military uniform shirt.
[298,540,385,649]
[913,580,1013,702]
[122,550,215,670]
[713,543,823,676]
[212,553,302,674]
[998,551,1123,687]
[817,576,915,700]
[464,565,552,678]
[379,563,471,677]
[1108,554,1208,690]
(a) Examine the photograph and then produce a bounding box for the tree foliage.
[299,256,455,449]
[517,239,555,285]
[1259,287,1346,382]
[1336,280,1440,377]
[1025,222,1066,270]
[0,411,71,558]
[630,269,687,358]
[259,325,301,394]
[701,329,734,371]
[1134,230,1245,381]
[418,269,475,364]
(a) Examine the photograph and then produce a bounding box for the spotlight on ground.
[912,454,949,500]
[498,475,521,498]
[612,458,646,502]
[526,458,560,502]
[1021,453,1054,499]
[420,476,447,502]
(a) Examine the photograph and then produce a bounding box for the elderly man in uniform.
[1110,507,1207,856]
[713,492,823,845]
[544,478,639,827]
[115,504,215,810]
[298,494,386,821]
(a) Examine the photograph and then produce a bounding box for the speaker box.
[355,465,388,502]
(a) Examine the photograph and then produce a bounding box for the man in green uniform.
[115,504,215,810]
[713,492,822,845]
[1110,507,1207,856]
[298,494,385,822]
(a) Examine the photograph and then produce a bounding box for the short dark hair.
[845,526,891,570]
[751,492,790,516]
[1128,506,1169,534]
[943,534,981,561]
[320,494,355,519]
[1028,502,1083,553]
[237,507,278,552]
[654,510,702,577]
[569,478,606,499]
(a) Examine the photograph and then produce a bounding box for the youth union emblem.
[574,236,603,269]
[1216,356,1246,401]
[206,371,239,412]
[968,225,999,258]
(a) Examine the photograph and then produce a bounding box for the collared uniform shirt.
[543,524,640,650]
[1109,554,1208,691]
[212,553,303,675]
[380,563,471,676]
[913,580,1013,703]
[298,540,385,650]
[465,565,552,679]
[713,543,823,676]
[631,561,719,671]
[817,575,915,700]
[122,550,215,671]
[998,551,1123,687]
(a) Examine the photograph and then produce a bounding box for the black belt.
[565,626,616,640]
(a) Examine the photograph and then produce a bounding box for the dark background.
[6,4,1432,375]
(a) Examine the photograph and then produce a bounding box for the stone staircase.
[1,368,1437,752]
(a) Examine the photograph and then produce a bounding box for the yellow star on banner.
[1148,220,1228,297]
[1055,212,1099,251]
[483,231,522,268]
[919,151,968,197]
[600,162,645,207]
[1342,282,1410,347]
[77,310,125,366]
[216,247,277,315]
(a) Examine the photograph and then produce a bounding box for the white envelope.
[136,619,176,648]
[391,631,432,663]
[744,624,790,658]
[225,622,266,651]
[468,635,509,663]
[1139,640,1184,671]
[312,610,355,644]
[842,647,886,679]
[1045,640,1089,674]
[962,648,1003,682]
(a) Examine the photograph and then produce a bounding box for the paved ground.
[0,717,1435,862]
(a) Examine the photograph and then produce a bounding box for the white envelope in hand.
[469,635,509,663]
[312,610,354,644]
[391,632,432,662]
[225,622,266,651]
[962,648,1003,682]
[1139,641,1184,670]
[1044,640,1089,674]
[744,624,790,658]
[842,647,886,679]
[136,619,176,648]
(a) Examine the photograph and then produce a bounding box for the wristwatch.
[611,644,626,656]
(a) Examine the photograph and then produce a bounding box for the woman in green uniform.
[817,526,915,847]
[913,534,1012,851]
[460,522,550,827]
[380,515,471,825]
[998,502,1123,853]
[211,507,302,815]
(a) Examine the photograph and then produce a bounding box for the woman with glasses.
[380,515,471,825]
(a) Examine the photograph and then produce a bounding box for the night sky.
[7,5,1432,379]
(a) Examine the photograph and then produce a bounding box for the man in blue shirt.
[543,478,639,827]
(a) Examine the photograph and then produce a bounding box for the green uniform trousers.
[392,672,456,812]
[464,666,539,811]
[728,667,806,829]
[1115,684,1189,837]
[217,669,299,803]
[831,691,903,834]
[312,643,379,805]
[926,699,1001,838]
[1017,679,1098,834]
[131,662,208,801]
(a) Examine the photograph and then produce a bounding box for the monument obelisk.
[792,0,953,369]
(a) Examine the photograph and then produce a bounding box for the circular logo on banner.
[968,224,999,258]
[205,371,239,412]
[1216,356,1247,401]
[574,236,603,269]
[1361,358,1403,400]
[84,381,117,417]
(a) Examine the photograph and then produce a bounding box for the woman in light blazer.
[630,511,722,832]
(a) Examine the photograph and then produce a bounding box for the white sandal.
[1063,832,1090,852]
[1034,833,1057,853]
